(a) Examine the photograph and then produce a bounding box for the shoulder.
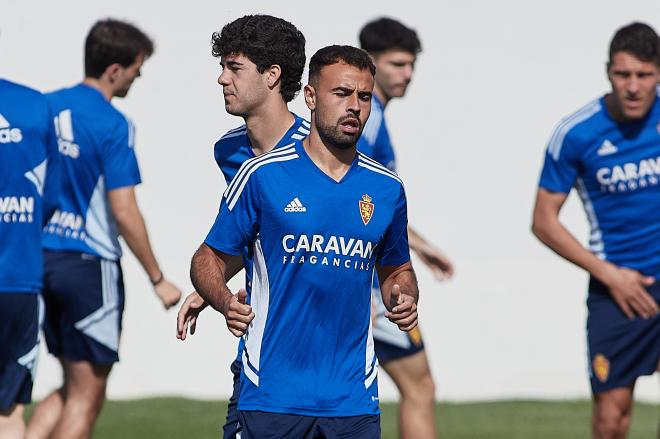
[215,124,249,159]
[1,79,45,103]
[547,98,603,160]
[359,99,385,147]
[357,151,404,190]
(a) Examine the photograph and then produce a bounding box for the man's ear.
[266,64,282,89]
[103,63,123,84]
[304,84,316,110]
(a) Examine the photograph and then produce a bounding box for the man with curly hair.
[175,14,308,438]
[533,22,660,438]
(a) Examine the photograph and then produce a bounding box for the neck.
[303,124,355,182]
[82,77,113,101]
[373,85,389,107]
[244,99,294,156]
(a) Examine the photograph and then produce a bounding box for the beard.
[315,114,362,150]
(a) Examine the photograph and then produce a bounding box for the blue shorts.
[42,251,125,364]
[372,288,425,364]
[222,359,242,439]
[0,293,41,411]
[587,277,660,393]
[237,410,380,439]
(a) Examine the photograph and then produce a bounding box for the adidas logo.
[0,113,24,144]
[54,109,80,158]
[284,197,307,213]
[597,139,618,156]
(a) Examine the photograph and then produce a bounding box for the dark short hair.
[308,45,375,86]
[609,22,659,65]
[212,15,306,103]
[85,19,154,78]
[359,17,422,55]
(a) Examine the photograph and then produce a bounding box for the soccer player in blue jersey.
[357,17,453,438]
[532,22,660,439]
[27,19,182,439]
[175,14,308,438]
[0,77,61,439]
[190,45,419,438]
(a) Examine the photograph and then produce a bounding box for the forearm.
[532,216,615,283]
[190,244,233,314]
[407,225,425,253]
[115,209,162,282]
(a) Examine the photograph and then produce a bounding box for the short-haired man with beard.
[358,17,453,438]
[533,22,660,438]
[190,45,419,438]
[27,19,182,439]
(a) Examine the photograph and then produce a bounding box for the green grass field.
[27,398,659,438]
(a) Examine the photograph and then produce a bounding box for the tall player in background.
[533,22,660,439]
[175,14,307,438]
[0,77,61,439]
[358,17,453,438]
[27,19,182,439]
[191,44,419,438]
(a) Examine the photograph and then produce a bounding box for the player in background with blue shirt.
[27,19,182,439]
[358,17,454,439]
[190,45,420,438]
[175,15,308,438]
[532,23,660,439]
[0,77,61,439]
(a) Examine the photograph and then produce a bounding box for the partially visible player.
[358,17,452,438]
[190,45,419,438]
[175,14,307,439]
[0,77,61,439]
[27,19,182,439]
[532,22,660,439]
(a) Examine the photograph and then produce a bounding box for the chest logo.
[359,194,375,225]
[284,197,307,213]
[596,139,618,156]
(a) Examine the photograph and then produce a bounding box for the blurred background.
[1,0,659,404]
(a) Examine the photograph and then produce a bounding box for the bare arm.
[190,243,253,336]
[532,187,657,319]
[108,186,181,309]
[376,261,419,331]
[407,225,454,280]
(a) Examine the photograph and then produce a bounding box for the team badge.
[359,194,375,225]
[592,354,610,383]
[409,327,423,346]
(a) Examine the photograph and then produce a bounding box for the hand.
[154,279,182,310]
[221,289,255,337]
[176,291,208,340]
[414,242,454,281]
[604,267,658,319]
[385,284,418,332]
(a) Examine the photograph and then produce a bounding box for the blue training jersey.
[0,79,61,293]
[357,94,397,171]
[539,94,660,278]
[214,114,310,363]
[43,83,142,261]
[204,140,410,416]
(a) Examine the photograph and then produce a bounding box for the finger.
[237,289,248,304]
[228,327,245,337]
[230,302,253,316]
[228,312,254,324]
[389,284,401,309]
[392,298,415,314]
[392,312,418,327]
[399,320,419,332]
[642,276,655,287]
[615,297,634,320]
[638,289,659,317]
[190,316,197,335]
[228,320,250,332]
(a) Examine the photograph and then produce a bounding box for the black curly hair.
[308,45,375,87]
[85,19,154,78]
[212,15,306,102]
[609,22,659,65]
[359,17,421,55]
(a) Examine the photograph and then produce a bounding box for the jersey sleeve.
[102,117,142,190]
[204,170,261,255]
[377,185,410,266]
[372,126,397,172]
[538,129,580,194]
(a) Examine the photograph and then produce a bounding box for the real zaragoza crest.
[359,194,374,225]
[592,353,609,383]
